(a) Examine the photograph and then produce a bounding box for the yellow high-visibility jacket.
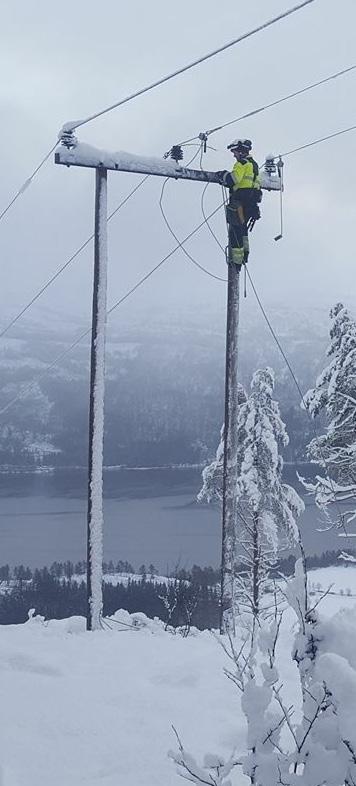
[230,158,260,191]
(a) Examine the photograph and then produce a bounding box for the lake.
[0,466,352,571]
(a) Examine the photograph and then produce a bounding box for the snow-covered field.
[1,566,356,786]
[74,571,175,587]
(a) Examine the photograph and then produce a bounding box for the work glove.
[215,170,229,186]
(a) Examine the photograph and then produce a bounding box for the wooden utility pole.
[55,137,281,633]
[220,261,240,634]
[86,168,108,631]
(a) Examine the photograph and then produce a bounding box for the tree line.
[0,549,353,627]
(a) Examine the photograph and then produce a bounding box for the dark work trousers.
[226,190,256,265]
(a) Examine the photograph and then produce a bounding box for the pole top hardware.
[163,145,184,163]
[59,130,78,149]
[198,132,208,153]
[264,155,277,176]
[264,154,284,178]
[276,155,284,177]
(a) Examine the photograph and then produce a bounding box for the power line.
[158,176,226,283]
[2,53,347,230]
[0,202,224,417]
[198,119,356,269]
[0,56,350,234]
[0,144,222,342]
[2,65,352,336]
[107,202,224,314]
[2,144,353,541]
[245,266,351,538]
[158,145,228,281]
[0,4,322,233]
[1,56,349,235]
[179,63,356,145]
[0,145,207,340]
[0,141,58,225]
[158,144,226,281]
[200,182,227,254]
[245,269,311,409]
[3,108,355,349]
[280,122,356,157]
[0,144,199,339]
[186,168,356,539]
[64,0,318,134]
[0,176,149,341]
[0,108,349,344]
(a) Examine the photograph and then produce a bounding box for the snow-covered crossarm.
[55,141,281,190]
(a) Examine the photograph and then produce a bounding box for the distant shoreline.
[0,461,312,475]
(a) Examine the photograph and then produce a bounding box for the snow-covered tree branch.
[302,303,356,532]
[171,546,356,785]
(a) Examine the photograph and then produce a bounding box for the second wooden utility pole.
[86,167,108,631]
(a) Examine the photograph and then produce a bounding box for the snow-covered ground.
[73,571,175,587]
[1,566,356,785]
[0,574,174,596]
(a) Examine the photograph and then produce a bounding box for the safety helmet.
[227,138,252,155]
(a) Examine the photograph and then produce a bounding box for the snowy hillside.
[0,306,328,467]
[1,565,356,785]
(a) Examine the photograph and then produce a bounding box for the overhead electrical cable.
[188,182,352,537]
[2,111,354,343]
[280,122,356,157]
[0,141,58,225]
[200,182,227,254]
[159,178,226,282]
[245,267,351,538]
[0,145,200,340]
[192,186,352,537]
[0,4,321,228]
[63,0,317,134]
[199,147,228,260]
[0,143,212,341]
[2,99,355,361]
[179,63,356,145]
[157,155,354,538]
[0,176,149,341]
[0,202,224,417]
[1,59,351,228]
[106,202,224,313]
[158,147,227,283]
[198,118,356,266]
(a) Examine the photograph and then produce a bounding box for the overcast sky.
[1,0,356,336]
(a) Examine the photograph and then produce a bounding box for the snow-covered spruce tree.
[170,547,356,786]
[235,548,356,786]
[281,548,356,786]
[303,303,356,527]
[199,368,304,621]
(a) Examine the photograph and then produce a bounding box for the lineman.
[216,139,262,266]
